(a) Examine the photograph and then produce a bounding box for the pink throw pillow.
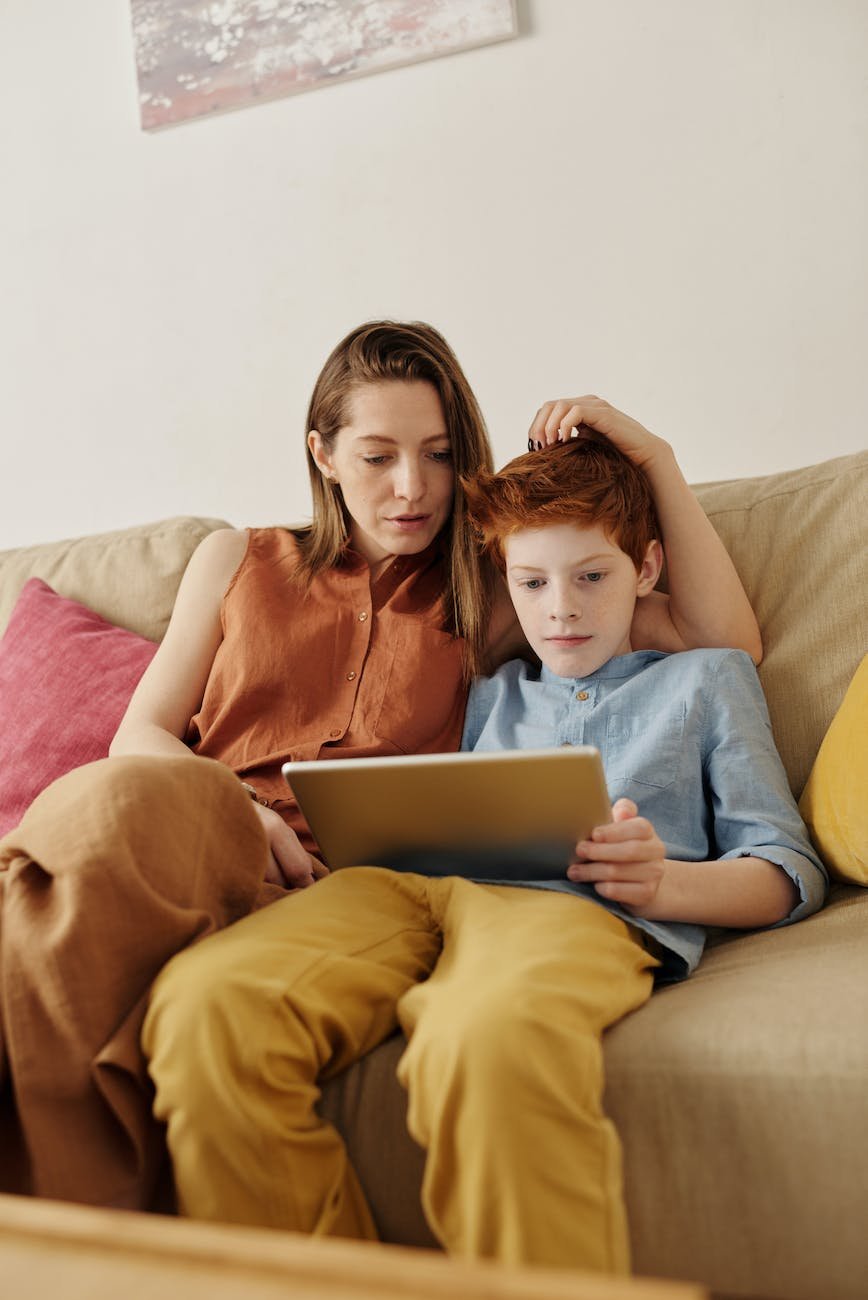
[0,578,158,837]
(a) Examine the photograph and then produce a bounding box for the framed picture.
[131,0,518,131]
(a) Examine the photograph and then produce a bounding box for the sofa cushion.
[602,887,868,1300]
[798,654,868,885]
[0,579,159,837]
[0,516,230,643]
[692,449,868,798]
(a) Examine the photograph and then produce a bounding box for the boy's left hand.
[567,798,665,915]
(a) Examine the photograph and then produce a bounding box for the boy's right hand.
[566,797,666,916]
[253,803,329,890]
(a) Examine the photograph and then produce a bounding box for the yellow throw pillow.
[799,655,868,885]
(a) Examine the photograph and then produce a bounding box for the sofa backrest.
[1,447,865,799]
[692,448,867,798]
[0,517,230,644]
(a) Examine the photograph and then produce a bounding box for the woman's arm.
[110,527,324,889]
[528,398,763,662]
[110,527,248,758]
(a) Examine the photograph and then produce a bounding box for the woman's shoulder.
[185,527,249,588]
[201,525,306,579]
[194,526,249,560]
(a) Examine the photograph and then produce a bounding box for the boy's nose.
[549,603,581,622]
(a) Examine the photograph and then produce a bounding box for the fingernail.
[527,438,534,451]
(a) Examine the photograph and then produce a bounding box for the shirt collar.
[539,649,670,688]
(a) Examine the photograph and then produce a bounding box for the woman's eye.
[429,449,453,463]
[363,455,389,465]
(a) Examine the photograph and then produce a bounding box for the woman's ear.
[636,539,664,596]
[307,430,336,482]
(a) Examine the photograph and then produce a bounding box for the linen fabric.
[187,527,467,850]
[799,653,868,885]
[0,754,282,1206]
[0,579,158,836]
[144,867,658,1272]
[462,648,828,979]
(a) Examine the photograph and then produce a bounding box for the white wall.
[1,0,866,549]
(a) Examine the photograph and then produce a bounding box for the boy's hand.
[567,798,665,915]
[254,803,329,889]
[527,396,670,471]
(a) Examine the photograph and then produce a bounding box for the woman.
[0,320,759,1211]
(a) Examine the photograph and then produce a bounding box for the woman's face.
[308,380,455,567]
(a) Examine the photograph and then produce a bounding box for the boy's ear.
[636,539,664,596]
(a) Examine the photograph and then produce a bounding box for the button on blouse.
[187,528,468,853]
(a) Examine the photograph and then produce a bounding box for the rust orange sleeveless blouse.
[186,528,468,853]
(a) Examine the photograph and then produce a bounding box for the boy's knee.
[144,936,257,1103]
[407,986,533,1088]
[404,983,603,1115]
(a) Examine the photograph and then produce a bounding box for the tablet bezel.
[282,747,611,880]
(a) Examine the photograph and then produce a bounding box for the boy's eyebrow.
[508,552,614,573]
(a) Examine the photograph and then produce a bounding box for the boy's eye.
[584,572,604,583]
[523,578,545,590]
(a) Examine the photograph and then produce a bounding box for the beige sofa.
[1,449,866,1300]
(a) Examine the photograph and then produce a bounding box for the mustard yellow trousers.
[144,866,658,1272]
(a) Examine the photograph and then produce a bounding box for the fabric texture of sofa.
[1,451,866,1300]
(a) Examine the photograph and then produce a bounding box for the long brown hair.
[294,320,495,675]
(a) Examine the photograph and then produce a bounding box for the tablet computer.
[282,747,611,881]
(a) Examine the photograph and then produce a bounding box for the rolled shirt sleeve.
[702,651,829,924]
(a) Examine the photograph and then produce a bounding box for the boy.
[460,433,825,983]
[144,433,826,1275]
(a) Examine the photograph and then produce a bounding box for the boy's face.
[504,521,662,678]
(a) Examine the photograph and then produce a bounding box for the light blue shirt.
[460,648,828,982]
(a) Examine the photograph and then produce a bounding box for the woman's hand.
[566,798,665,916]
[253,803,329,889]
[527,396,671,471]
[526,396,763,663]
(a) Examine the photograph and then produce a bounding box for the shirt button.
[576,690,589,701]
[358,611,368,621]
[347,670,357,681]
[330,729,341,739]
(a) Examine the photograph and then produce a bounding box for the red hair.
[462,428,660,571]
